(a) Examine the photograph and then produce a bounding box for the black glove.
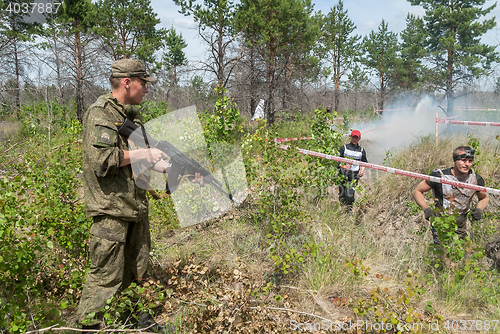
[424,207,438,220]
[471,208,483,220]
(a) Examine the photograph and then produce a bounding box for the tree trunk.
[54,38,64,105]
[334,88,340,114]
[446,90,454,118]
[446,48,454,116]
[266,68,275,125]
[75,30,85,123]
[249,47,256,117]
[378,74,385,113]
[13,37,20,117]
[334,58,340,112]
[266,40,276,125]
[217,21,224,98]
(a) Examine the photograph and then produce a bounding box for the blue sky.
[152,0,500,62]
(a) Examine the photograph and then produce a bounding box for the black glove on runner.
[424,207,437,220]
[471,208,483,220]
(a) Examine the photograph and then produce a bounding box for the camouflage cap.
[111,59,157,84]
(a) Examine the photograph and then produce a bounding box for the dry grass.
[0,120,21,142]
[147,131,500,332]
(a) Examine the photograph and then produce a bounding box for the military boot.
[138,313,176,333]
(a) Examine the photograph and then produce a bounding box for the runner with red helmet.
[338,130,367,211]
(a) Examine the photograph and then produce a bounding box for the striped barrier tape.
[374,108,415,112]
[436,119,500,127]
[278,145,500,196]
[270,137,314,142]
[454,107,498,111]
[360,125,387,133]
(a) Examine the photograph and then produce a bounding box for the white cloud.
[173,17,197,29]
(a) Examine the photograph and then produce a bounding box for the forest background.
[3,0,500,333]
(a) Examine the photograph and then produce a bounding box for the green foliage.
[58,0,96,32]
[467,133,481,171]
[409,0,499,115]
[268,239,331,276]
[140,100,170,124]
[0,136,90,333]
[18,99,75,137]
[305,107,344,199]
[341,260,440,332]
[173,0,239,86]
[201,85,244,148]
[237,0,320,123]
[240,121,310,281]
[240,107,344,281]
[82,281,165,328]
[361,19,399,110]
[162,27,188,71]
[268,235,304,275]
[94,0,165,63]
[148,195,180,232]
[343,64,369,96]
[429,213,465,262]
[383,150,393,166]
[406,201,421,216]
[425,211,500,306]
[395,14,427,90]
[318,0,360,112]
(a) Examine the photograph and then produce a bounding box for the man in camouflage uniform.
[77,59,170,329]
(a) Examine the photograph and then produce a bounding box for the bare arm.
[412,181,433,210]
[358,166,365,177]
[476,191,489,211]
[120,148,168,168]
[152,159,171,173]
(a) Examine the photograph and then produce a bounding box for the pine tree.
[57,0,97,122]
[409,0,498,115]
[319,0,360,113]
[161,27,188,108]
[174,0,242,89]
[94,0,164,63]
[361,20,398,113]
[237,0,320,124]
[395,13,427,91]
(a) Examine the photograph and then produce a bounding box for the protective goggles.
[453,148,475,161]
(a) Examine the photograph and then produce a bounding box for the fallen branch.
[173,299,333,323]
[156,233,192,250]
[23,324,158,334]
[50,139,82,151]
[0,139,27,155]
[249,306,334,323]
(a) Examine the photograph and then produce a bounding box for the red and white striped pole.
[269,137,314,142]
[278,145,500,196]
[436,119,500,127]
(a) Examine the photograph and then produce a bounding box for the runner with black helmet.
[412,146,489,243]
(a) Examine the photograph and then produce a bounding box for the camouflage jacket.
[82,93,148,223]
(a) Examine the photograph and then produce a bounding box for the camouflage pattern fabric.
[78,93,151,325]
[76,215,150,325]
[110,59,158,83]
[82,93,148,220]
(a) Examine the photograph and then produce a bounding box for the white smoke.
[350,95,446,165]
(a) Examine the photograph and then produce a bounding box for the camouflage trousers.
[76,214,150,325]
